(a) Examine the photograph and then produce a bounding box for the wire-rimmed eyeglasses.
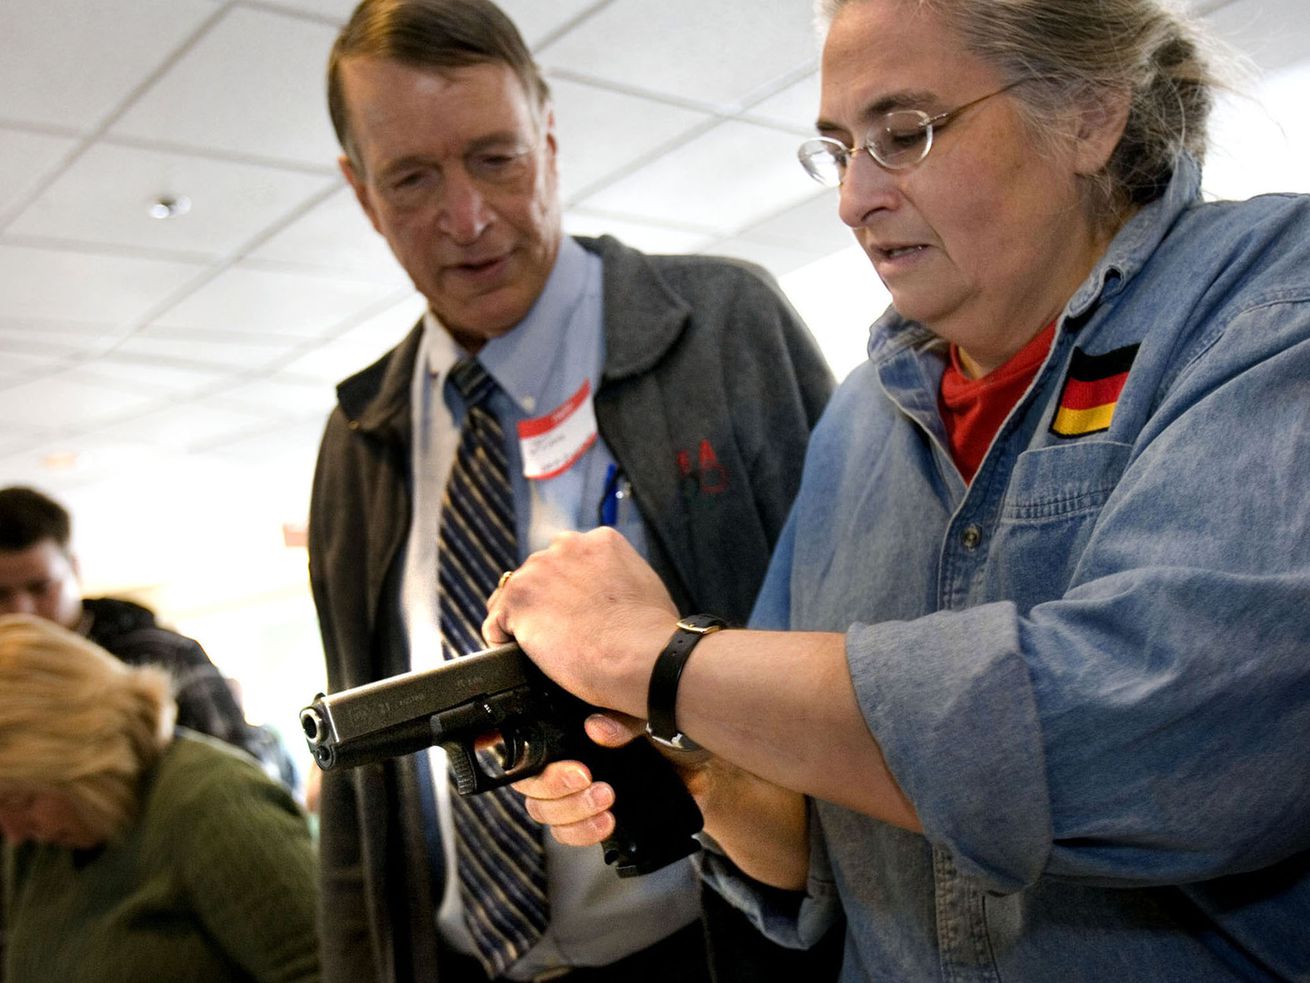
[797,80,1027,186]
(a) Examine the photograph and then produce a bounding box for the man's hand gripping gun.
[300,642,703,877]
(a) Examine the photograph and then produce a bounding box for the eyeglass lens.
[798,110,935,186]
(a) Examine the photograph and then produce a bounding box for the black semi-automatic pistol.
[301,642,703,877]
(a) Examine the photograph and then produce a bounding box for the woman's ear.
[1073,87,1133,176]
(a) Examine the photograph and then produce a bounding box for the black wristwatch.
[645,614,727,751]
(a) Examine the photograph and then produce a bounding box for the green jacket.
[3,731,319,982]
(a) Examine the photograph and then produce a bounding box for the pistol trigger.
[498,721,550,780]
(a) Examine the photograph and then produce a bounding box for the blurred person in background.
[308,0,837,980]
[0,485,295,786]
[0,613,319,983]
[489,0,1310,979]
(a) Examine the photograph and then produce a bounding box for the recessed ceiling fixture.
[148,195,192,220]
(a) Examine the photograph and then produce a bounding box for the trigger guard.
[495,726,550,780]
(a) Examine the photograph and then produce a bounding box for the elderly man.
[307,1,836,982]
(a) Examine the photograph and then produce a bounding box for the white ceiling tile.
[116,329,305,372]
[110,6,342,167]
[0,244,204,325]
[0,319,119,359]
[247,184,411,283]
[738,190,853,254]
[1205,61,1310,200]
[207,417,326,470]
[1203,0,1310,74]
[211,376,336,421]
[256,0,360,22]
[703,237,821,279]
[0,438,183,507]
[497,0,600,47]
[777,245,888,383]
[149,265,406,338]
[0,448,81,489]
[574,120,819,236]
[0,0,217,132]
[562,213,715,256]
[74,354,233,395]
[538,0,819,109]
[0,439,32,467]
[279,293,426,384]
[8,143,337,258]
[92,401,270,453]
[0,350,67,388]
[0,129,79,220]
[549,78,713,202]
[746,72,821,133]
[0,369,169,432]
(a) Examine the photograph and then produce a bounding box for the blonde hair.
[0,614,175,842]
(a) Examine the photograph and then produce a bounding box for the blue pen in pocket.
[598,463,622,527]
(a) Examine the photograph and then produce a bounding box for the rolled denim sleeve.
[698,802,844,950]
[847,609,1053,894]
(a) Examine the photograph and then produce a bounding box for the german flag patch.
[1050,343,1139,438]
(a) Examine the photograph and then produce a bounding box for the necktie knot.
[448,358,496,407]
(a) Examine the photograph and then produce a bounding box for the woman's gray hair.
[816,0,1222,226]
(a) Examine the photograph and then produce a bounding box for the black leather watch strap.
[646,614,726,751]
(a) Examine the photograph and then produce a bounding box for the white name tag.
[516,380,597,480]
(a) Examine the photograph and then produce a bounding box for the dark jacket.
[308,235,837,982]
[82,597,277,770]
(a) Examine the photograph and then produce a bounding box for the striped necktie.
[438,357,549,976]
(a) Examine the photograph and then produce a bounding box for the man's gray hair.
[328,0,550,171]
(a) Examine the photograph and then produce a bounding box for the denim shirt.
[709,156,1310,981]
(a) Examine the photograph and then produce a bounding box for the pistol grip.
[587,738,704,877]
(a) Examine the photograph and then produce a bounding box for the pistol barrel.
[302,642,528,770]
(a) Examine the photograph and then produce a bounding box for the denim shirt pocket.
[984,441,1133,612]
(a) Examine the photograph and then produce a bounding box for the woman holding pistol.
[484,0,1310,979]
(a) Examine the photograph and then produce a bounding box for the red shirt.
[938,323,1056,483]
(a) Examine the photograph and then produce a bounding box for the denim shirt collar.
[1065,154,1202,319]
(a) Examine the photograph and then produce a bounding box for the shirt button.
[961,525,983,551]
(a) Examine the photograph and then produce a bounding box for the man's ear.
[340,154,383,235]
[543,105,558,164]
[1073,88,1132,176]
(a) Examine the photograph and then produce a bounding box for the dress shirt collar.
[421,235,596,415]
